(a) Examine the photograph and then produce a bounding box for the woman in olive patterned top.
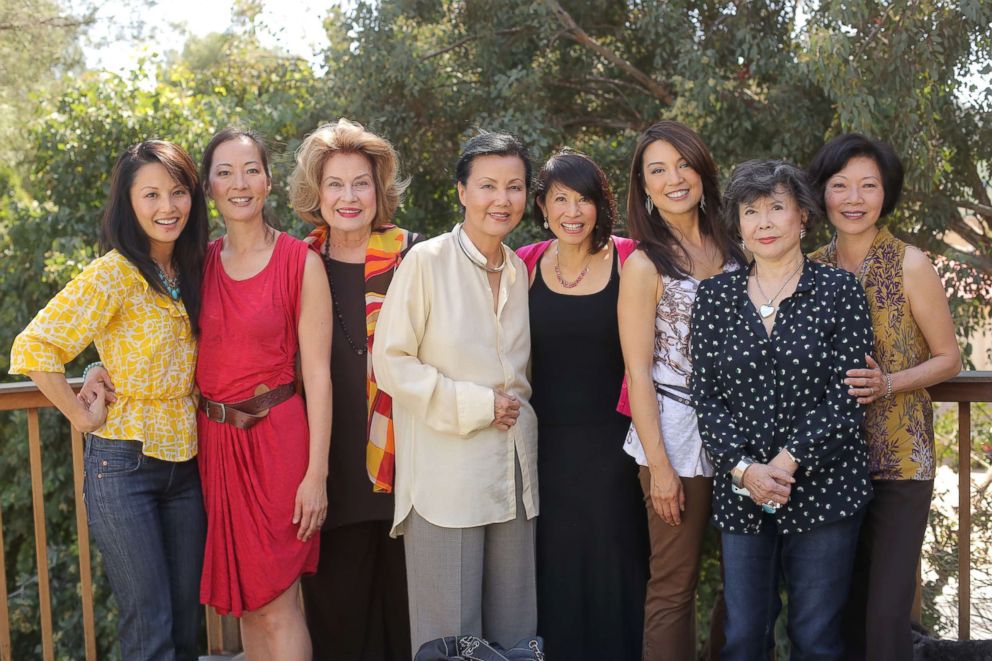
[691,160,873,660]
[808,134,961,661]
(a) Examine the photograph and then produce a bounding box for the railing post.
[70,427,97,661]
[26,409,55,661]
[958,402,971,641]
[0,497,11,661]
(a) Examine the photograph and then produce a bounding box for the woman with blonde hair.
[290,118,422,660]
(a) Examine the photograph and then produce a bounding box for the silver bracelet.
[884,373,893,399]
[731,456,755,489]
[81,361,103,383]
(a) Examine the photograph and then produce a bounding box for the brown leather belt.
[199,382,296,430]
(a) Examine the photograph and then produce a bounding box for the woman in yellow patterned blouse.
[9,141,209,661]
[808,134,961,661]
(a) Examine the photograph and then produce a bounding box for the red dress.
[196,232,319,616]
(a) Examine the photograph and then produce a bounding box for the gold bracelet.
[780,448,799,466]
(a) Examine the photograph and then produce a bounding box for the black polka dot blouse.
[690,259,874,535]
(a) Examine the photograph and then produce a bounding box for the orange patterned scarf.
[308,224,424,492]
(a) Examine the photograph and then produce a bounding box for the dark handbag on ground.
[414,635,545,661]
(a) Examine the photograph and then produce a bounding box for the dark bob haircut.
[722,160,823,234]
[455,131,532,206]
[102,140,208,335]
[627,120,744,279]
[532,149,617,254]
[807,133,904,218]
[200,127,279,228]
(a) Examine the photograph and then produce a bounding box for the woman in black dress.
[289,119,422,660]
[516,150,648,661]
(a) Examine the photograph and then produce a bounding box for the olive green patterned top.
[810,227,934,480]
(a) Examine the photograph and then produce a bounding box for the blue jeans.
[84,435,206,661]
[721,511,864,661]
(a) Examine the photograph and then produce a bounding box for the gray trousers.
[404,455,536,655]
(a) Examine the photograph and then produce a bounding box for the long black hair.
[626,120,744,278]
[101,140,208,335]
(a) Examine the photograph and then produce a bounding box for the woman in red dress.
[197,128,332,659]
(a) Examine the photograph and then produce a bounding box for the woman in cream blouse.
[372,132,539,655]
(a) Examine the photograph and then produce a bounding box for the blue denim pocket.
[84,435,143,478]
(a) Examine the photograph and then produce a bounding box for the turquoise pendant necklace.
[155,264,181,300]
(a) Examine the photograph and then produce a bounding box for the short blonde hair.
[289,118,408,228]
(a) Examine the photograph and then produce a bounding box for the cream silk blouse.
[372,225,539,536]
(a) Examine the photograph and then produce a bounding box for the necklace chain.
[553,243,591,289]
[830,234,875,285]
[753,259,804,317]
[154,262,181,300]
[455,225,505,273]
[319,245,367,357]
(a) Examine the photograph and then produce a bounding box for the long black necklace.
[319,245,367,356]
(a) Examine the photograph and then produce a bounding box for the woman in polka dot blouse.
[690,159,874,660]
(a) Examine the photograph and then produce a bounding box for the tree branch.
[561,116,643,131]
[891,227,992,276]
[946,215,992,254]
[954,199,992,220]
[421,26,532,60]
[544,0,674,105]
[0,15,91,32]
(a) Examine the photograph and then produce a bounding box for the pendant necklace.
[830,234,876,286]
[456,225,505,273]
[553,242,591,289]
[154,263,181,300]
[753,259,804,319]
[319,244,367,356]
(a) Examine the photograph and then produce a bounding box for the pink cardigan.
[515,236,637,417]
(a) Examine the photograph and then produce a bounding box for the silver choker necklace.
[456,225,505,273]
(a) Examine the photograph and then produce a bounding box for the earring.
[645,196,654,214]
[543,216,550,230]
[800,227,807,239]
[699,196,707,214]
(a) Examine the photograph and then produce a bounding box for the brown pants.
[842,478,933,661]
[639,468,713,661]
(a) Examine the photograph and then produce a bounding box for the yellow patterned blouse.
[10,250,197,461]
[810,227,934,480]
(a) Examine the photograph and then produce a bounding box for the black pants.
[843,479,934,661]
[302,520,411,661]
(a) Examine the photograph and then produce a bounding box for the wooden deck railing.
[0,378,239,660]
[0,372,989,658]
[927,372,992,640]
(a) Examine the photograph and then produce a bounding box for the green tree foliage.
[0,24,319,658]
[0,0,89,161]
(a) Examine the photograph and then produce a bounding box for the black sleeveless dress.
[530,246,648,661]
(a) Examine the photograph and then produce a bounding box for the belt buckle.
[207,401,227,424]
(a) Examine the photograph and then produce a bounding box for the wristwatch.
[731,456,755,489]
